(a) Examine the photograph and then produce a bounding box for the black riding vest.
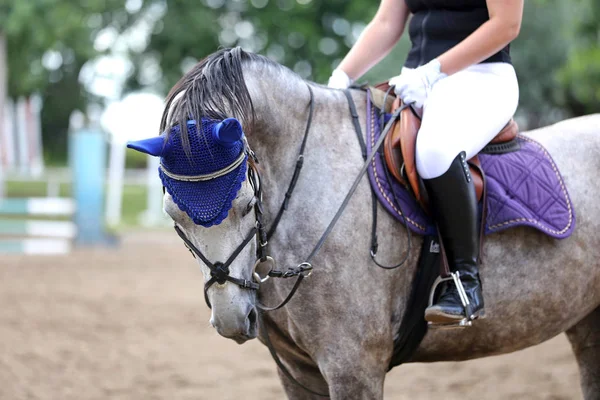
[404,0,512,68]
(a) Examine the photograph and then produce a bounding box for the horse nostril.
[247,307,257,328]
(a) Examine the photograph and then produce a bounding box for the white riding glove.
[388,59,447,108]
[327,68,353,89]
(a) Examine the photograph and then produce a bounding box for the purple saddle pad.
[365,93,576,239]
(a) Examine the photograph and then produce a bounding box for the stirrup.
[427,272,477,329]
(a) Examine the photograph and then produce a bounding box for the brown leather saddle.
[372,83,519,212]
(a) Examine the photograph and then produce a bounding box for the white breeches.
[413,62,519,179]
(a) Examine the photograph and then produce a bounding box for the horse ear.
[212,118,243,148]
[127,136,167,157]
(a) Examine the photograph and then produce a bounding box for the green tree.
[0,0,139,162]
[509,0,574,128]
[557,0,600,116]
[129,0,382,91]
[134,0,597,130]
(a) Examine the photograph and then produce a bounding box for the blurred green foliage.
[125,147,150,169]
[0,0,142,162]
[1,0,598,164]
[557,0,600,116]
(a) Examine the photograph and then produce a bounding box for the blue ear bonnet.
[127,118,248,227]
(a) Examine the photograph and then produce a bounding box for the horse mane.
[160,47,278,157]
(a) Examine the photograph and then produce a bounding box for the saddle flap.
[383,98,407,185]
[399,105,423,205]
[382,97,426,207]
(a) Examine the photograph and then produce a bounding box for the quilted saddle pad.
[365,94,576,239]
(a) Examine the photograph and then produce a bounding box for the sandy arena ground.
[0,232,583,400]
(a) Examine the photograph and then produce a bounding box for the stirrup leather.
[427,272,478,329]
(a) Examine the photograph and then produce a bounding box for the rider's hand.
[388,59,447,108]
[327,68,353,89]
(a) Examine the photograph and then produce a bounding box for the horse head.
[127,47,314,344]
[127,54,263,342]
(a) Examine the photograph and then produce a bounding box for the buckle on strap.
[241,279,259,289]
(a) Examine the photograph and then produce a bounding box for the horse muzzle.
[210,303,258,344]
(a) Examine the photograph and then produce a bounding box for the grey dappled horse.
[160,48,600,399]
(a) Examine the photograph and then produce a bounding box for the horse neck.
[244,68,353,214]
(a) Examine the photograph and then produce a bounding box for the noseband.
[174,222,260,307]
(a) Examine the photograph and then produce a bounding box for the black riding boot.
[423,152,485,324]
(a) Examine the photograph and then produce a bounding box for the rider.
[328,0,523,324]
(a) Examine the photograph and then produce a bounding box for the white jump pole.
[3,100,15,170]
[142,154,164,226]
[15,97,28,175]
[29,94,44,177]
[105,138,125,227]
[0,32,6,197]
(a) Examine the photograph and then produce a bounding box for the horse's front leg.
[276,349,387,400]
[264,321,389,399]
[320,358,387,399]
[315,334,391,400]
[276,365,329,400]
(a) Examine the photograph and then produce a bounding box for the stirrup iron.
[427,272,476,329]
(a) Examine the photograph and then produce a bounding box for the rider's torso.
[404,0,512,68]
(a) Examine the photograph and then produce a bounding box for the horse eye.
[243,197,257,217]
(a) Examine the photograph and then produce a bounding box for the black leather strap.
[344,89,382,261]
[343,89,367,159]
[266,85,315,240]
[256,275,306,312]
[304,104,407,263]
[174,224,259,309]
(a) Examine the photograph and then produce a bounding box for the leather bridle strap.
[306,104,407,261]
[344,88,412,270]
[254,85,315,312]
[174,224,259,309]
[266,85,315,240]
[343,89,380,260]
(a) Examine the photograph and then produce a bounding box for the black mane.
[160,47,275,155]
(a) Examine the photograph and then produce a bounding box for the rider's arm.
[335,0,411,81]
[437,0,524,75]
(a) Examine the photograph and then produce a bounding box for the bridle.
[173,155,313,311]
[172,84,412,397]
[174,85,316,311]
